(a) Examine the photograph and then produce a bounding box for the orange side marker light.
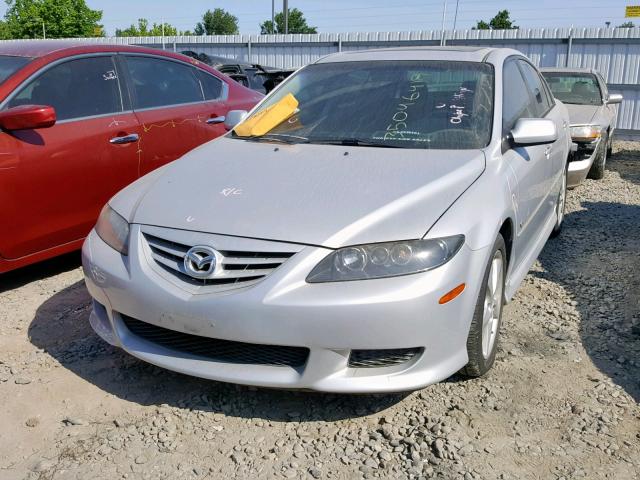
[439,283,466,305]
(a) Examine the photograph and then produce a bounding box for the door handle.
[110,133,139,144]
[207,116,226,125]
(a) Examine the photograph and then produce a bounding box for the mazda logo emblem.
[184,245,218,279]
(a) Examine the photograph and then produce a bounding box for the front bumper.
[567,139,600,187]
[82,226,489,393]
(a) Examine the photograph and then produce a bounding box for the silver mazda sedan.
[82,47,571,393]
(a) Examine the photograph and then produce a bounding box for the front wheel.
[587,132,608,180]
[460,234,506,377]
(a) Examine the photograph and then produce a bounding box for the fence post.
[565,27,573,67]
[247,38,252,63]
[338,34,342,53]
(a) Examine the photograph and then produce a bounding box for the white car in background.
[541,67,623,186]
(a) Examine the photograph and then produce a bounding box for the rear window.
[0,55,31,84]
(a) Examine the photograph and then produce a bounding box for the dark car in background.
[181,51,294,94]
[0,41,261,273]
[217,62,295,94]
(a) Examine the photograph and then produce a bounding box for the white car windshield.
[235,60,494,149]
[541,72,603,106]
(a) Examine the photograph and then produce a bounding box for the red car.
[0,41,262,273]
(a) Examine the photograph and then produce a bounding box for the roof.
[315,46,505,64]
[0,40,160,58]
[540,67,600,75]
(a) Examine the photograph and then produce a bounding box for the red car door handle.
[110,133,139,144]
[206,116,226,125]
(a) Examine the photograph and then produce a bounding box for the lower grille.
[121,315,309,368]
[348,348,422,368]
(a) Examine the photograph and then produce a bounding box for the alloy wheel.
[482,250,504,359]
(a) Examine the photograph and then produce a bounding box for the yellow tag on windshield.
[234,93,299,137]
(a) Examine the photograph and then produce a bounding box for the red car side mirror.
[0,105,56,131]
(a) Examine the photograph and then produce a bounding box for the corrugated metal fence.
[3,27,640,137]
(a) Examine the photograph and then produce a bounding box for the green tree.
[4,0,103,38]
[116,18,179,37]
[260,8,317,34]
[194,8,238,35]
[0,20,11,39]
[617,21,635,28]
[474,10,518,30]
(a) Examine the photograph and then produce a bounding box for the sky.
[0,0,635,36]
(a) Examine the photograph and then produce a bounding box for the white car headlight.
[95,204,130,255]
[306,236,464,283]
[570,125,602,143]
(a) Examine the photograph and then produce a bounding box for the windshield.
[0,55,31,84]
[541,72,603,105]
[234,60,494,149]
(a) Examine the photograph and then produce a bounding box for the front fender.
[424,155,516,259]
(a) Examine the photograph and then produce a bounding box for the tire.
[587,132,607,180]
[550,161,567,238]
[606,130,613,158]
[460,234,506,378]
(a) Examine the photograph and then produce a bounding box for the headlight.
[570,125,602,143]
[95,205,130,255]
[306,236,464,283]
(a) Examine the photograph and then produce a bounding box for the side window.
[196,70,224,100]
[518,60,551,117]
[502,60,534,133]
[8,56,123,121]
[125,56,204,109]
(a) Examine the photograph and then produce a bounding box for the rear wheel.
[587,132,608,180]
[460,235,506,377]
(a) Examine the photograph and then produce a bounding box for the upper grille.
[143,233,295,291]
[121,315,309,368]
[348,348,423,368]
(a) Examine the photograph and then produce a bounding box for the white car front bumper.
[82,225,490,393]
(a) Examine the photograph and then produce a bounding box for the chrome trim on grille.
[141,229,297,293]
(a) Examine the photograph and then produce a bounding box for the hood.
[127,137,485,248]
[564,103,599,126]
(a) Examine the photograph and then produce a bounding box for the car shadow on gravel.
[1,251,81,293]
[536,200,640,402]
[28,281,409,420]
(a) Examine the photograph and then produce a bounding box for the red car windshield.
[0,55,31,84]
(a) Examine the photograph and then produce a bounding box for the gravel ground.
[1,141,639,480]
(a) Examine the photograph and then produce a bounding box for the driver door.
[500,58,552,265]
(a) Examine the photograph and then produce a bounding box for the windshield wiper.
[241,133,310,144]
[312,138,404,148]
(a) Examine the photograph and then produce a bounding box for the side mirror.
[510,118,557,146]
[0,104,56,131]
[224,110,248,131]
[607,93,623,104]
